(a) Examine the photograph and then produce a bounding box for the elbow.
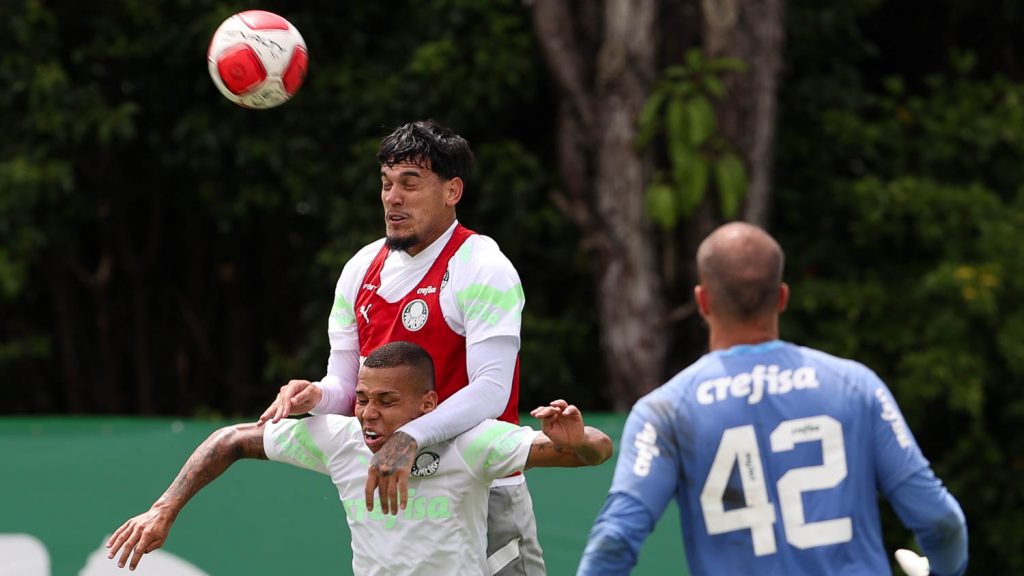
[212,423,261,461]
[932,505,968,547]
[579,523,638,573]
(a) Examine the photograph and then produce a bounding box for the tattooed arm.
[106,423,267,571]
[365,431,418,515]
[525,400,613,469]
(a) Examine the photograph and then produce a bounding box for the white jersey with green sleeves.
[263,415,540,576]
[327,221,525,351]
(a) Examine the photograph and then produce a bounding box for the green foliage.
[637,49,747,229]
[0,0,586,414]
[777,13,1024,568]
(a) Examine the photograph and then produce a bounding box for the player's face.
[380,161,460,256]
[354,365,437,453]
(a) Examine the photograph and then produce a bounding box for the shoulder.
[650,353,722,401]
[337,239,386,285]
[793,343,887,393]
[455,419,533,452]
[451,234,519,276]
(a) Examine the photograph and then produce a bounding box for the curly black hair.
[377,120,474,182]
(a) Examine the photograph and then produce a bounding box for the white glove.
[895,548,930,576]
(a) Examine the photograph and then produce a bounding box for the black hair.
[362,341,435,392]
[377,120,474,182]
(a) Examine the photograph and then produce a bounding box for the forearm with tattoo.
[155,423,267,515]
[529,426,613,468]
[371,431,418,474]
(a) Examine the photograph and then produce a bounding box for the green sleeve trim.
[462,421,520,473]
[272,420,328,472]
[455,283,524,326]
[328,292,355,331]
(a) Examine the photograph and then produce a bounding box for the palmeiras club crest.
[411,451,440,477]
[401,299,429,331]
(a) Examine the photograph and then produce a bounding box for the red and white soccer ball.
[207,10,309,109]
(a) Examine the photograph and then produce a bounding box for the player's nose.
[382,186,403,206]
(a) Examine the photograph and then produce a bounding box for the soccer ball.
[207,10,309,109]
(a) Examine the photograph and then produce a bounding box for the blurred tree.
[0,0,595,414]
[528,0,784,408]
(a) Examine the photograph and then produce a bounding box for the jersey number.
[699,416,852,556]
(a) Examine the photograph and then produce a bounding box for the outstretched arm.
[105,423,267,570]
[525,400,612,469]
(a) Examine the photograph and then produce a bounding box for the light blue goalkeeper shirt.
[578,340,967,576]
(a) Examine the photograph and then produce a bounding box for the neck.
[707,318,779,351]
[406,218,455,257]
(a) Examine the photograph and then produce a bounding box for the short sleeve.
[607,397,680,521]
[328,241,382,352]
[445,235,524,345]
[457,420,538,481]
[264,417,342,475]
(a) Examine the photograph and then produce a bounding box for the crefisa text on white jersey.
[695,365,820,406]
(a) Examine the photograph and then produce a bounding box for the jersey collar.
[715,339,785,357]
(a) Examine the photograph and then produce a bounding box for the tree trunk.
[532,0,666,409]
[702,0,784,228]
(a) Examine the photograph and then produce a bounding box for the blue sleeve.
[887,467,968,576]
[577,493,657,575]
[577,399,681,575]
[607,399,680,518]
[868,375,930,493]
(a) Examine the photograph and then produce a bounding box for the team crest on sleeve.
[411,451,440,477]
[402,299,429,331]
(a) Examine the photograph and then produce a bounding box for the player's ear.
[778,282,789,312]
[420,390,438,414]
[444,177,463,206]
[695,285,711,316]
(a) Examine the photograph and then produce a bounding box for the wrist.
[152,498,182,520]
[308,382,328,414]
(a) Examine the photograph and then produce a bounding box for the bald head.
[696,222,785,322]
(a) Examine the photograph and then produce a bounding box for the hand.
[530,399,585,450]
[257,380,323,425]
[365,431,417,515]
[895,548,930,576]
[106,507,175,570]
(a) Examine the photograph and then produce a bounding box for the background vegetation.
[2,0,1021,572]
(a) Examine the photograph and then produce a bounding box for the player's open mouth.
[363,429,386,449]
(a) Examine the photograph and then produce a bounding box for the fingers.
[278,392,293,424]
[365,467,379,512]
[530,400,578,420]
[379,468,409,515]
[117,525,143,568]
[257,402,277,426]
[107,524,130,560]
[129,537,156,571]
[259,380,314,426]
[398,473,409,513]
[382,474,396,515]
[365,463,411,515]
